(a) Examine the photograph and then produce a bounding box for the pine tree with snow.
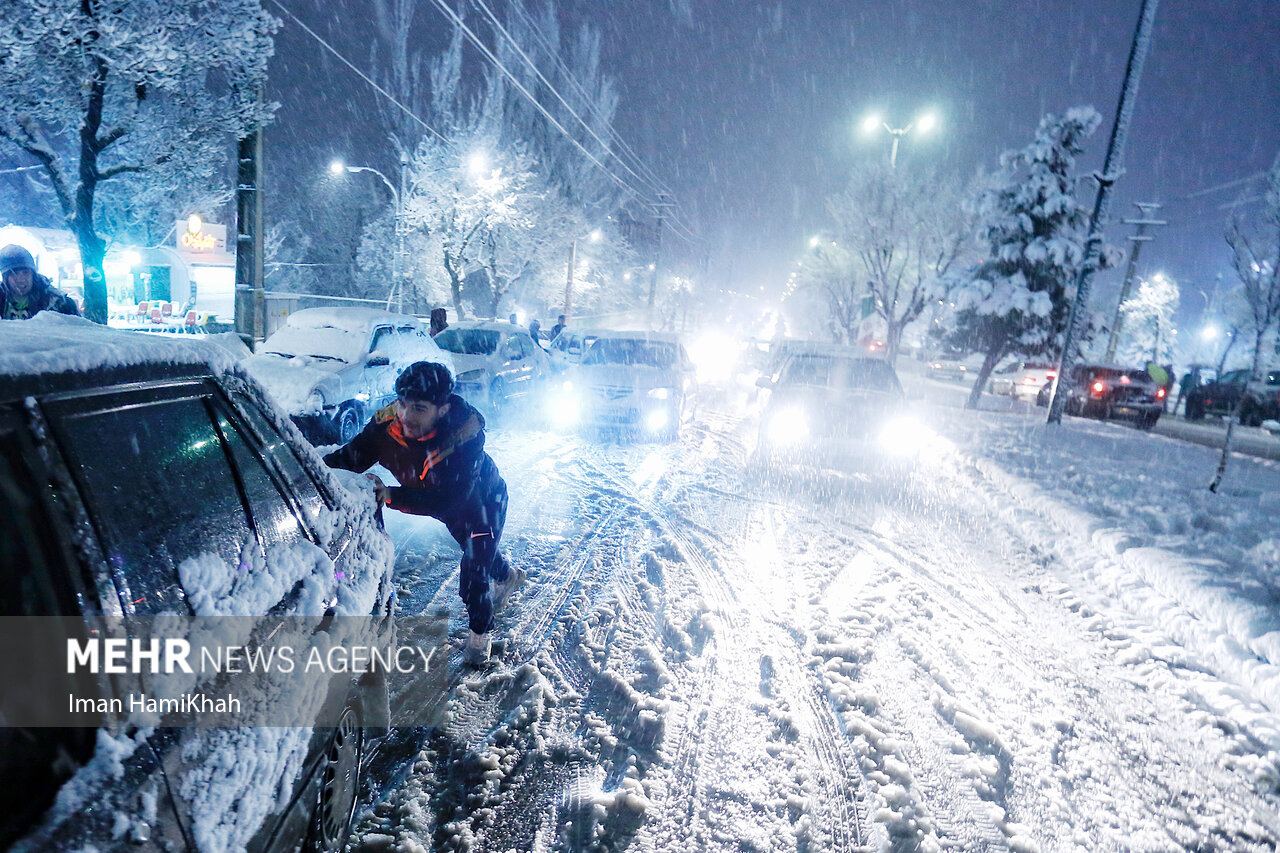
[948,107,1103,409]
[0,0,277,324]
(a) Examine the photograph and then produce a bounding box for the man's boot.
[490,566,526,613]
[463,630,491,666]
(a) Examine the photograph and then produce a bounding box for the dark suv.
[1059,364,1164,430]
[1185,368,1280,426]
[0,316,396,852]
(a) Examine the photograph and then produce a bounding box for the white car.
[756,346,909,468]
[546,327,603,372]
[549,330,696,439]
[994,361,1058,401]
[431,320,552,413]
[245,307,451,443]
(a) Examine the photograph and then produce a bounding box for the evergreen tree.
[949,107,1103,409]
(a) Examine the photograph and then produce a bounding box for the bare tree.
[824,162,976,361]
[1210,161,1280,493]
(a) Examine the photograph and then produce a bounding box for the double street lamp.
[330,153,410,312]
[860,111,938,168]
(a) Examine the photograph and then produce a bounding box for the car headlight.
[765,406,809,445]
[647,387,673,400]
[644,409,669,431]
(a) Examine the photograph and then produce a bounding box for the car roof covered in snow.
[284,307,424,332]
[0,313,233,400]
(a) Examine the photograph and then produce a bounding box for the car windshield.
[582,338,677,368]
[261,324,361,364]
[434,328,500,355]
[780,355,901,393]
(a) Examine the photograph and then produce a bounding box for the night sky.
[271,0,1280,325]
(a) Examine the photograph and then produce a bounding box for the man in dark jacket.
[0,245,79,319]
[324,361,523,664]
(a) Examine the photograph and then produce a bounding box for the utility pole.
[646,194,673,331]
[1103,202,1166,362]
[1048,0,1159,425]
[563,239,576,320]
[235,105,265,347]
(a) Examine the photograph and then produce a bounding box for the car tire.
[1241,402,1264,428]
[1137,413,1159,431]
[306,703,363,853]
[337,405,363,444]
[1186,399,1205,421]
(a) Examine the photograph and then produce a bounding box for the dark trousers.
[445,482,511,635]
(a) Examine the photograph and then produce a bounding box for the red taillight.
[1091,381,1106,395]
[1156,387,1167,399]
[1046,371,1056,379]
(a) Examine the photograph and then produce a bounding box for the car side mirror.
[366,353,390,367]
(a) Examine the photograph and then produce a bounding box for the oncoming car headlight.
[765,406,809,445]
[547,380,582,429]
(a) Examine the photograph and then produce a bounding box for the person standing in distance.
[0,245,79,319]
[428,307,449,338]
[549,314,567,343]
[324,361,524,665]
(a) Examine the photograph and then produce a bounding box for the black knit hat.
[395,361,454,405]
[0,245,36,275]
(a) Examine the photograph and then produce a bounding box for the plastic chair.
[184,311,198,332]
[136,301,150,319]
[160,302,173,318]
[149,307,163,324]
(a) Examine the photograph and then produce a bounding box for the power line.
[473,0,665,200]
[1180,171,1267,200]
[265,0,452,147]
[499,0,672,197]
[424,0,652,204]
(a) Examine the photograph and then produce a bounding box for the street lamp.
[329,154,410,311]
[860,111,939,168]
[563,227,603,320]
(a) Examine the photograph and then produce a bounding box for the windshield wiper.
[307,354,346,363]
[265,351,294,359]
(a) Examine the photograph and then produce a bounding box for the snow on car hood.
[243,352,342,414]
[449,351,499,379]
[573,362,677,391]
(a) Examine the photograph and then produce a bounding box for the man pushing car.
[324,361,524,665]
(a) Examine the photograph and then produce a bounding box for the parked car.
[0,314,395,852]
[1058,363,1165,429]
[431,320,552,413]
[1185,368,1280,426]
[548,330,696,439]
[546,327,603,372]
[245,308,451,445]
[755,346,908,467]
[926,350,968,381]
[990,360,1057,400]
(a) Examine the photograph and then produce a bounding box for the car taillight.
[1156,387,1166,399]
[1046,371,1056,379]
[1091,381,1106,396]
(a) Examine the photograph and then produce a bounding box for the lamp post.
[330,155,409,312]
[860,111,937,168]
[563,228,602,320]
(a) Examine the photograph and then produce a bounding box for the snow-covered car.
[991,361,1058,400]
[1059,363,1165,429]
[431,320,552,413]
[0,314,396,852]
[245,307,452,444]
[546,327,603,372]
[547,330,696,439]
[1185,368,1280,426]
[755,346,909,467]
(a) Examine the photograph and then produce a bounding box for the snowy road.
[348,387,1280,852]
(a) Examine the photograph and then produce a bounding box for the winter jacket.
[323,393,506,521]
[0,274,79,320]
